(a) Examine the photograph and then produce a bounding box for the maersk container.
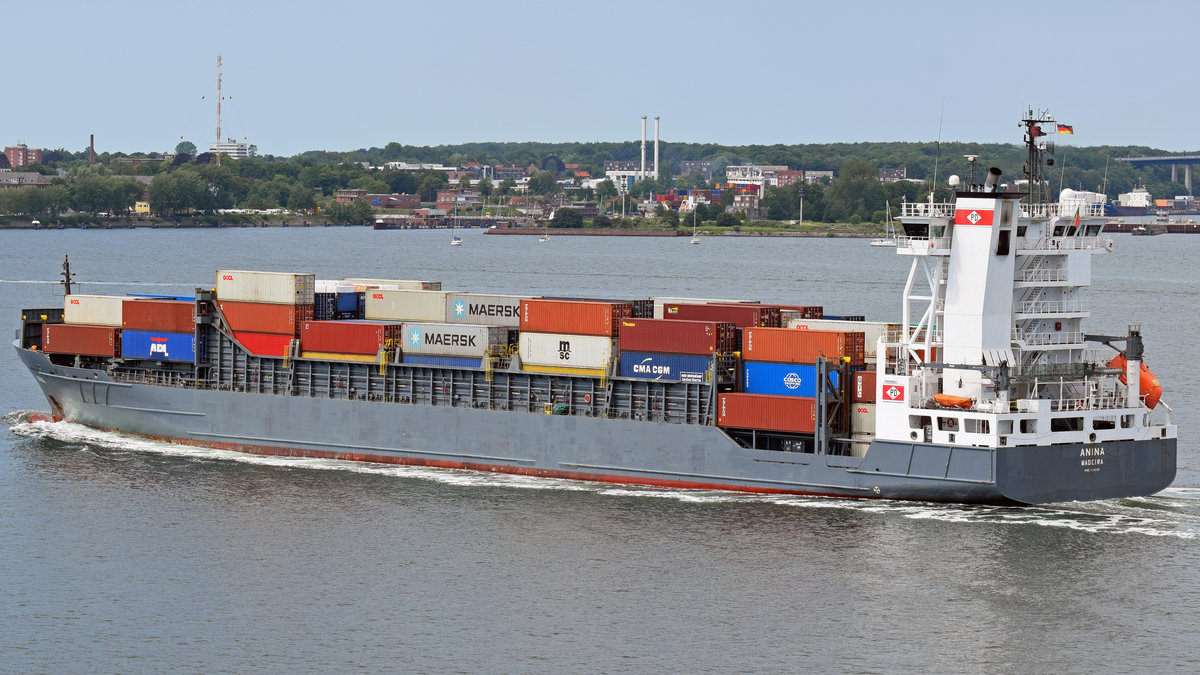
[617,318,736,355]
[121,330,201,363]
[618,351,711,383]
[785,319,898,358]
[518,332,613,369]
[444,293,529,327]
[233,331,295,357]
[218,301,313,336]
[650,296,753,319]
[743,327,865,366]
[123,299,194,333]
[216,270,316,305]
[717,393,816,434]
[661,303,781,328]
[402,322,507,357]
[342,277,442,291]
[852,370,877,403]
[519,299,631,337]
[43,324,120,357]
[402,354,483,368]
[364,289,449,322]
[64,294,124,326]
[741,361,838,398]
[301,321,404,355]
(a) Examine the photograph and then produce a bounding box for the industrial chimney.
[654,116,660,181]
[640,116,647,180]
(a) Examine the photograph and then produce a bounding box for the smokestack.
[640,116,647,180]
[984,167,1002,192]
[89,134,94,164]
[654,116,660,181]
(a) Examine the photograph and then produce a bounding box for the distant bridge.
[1116,155,1200,193]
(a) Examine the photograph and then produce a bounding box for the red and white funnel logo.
[882,384,905,402]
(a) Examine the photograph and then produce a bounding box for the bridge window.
[964,418,990,434]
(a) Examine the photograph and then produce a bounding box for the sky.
[6,0,1199,157]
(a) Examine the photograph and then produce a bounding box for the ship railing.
[1013,330,1085,346]
[1048,391,1126,412]
[1014,298,1090,314]
[898,202,956,218]
[895,236,953,252]
[1018,236,1112,252]
[1020,202,1106,219]
[1019,267,1068,283]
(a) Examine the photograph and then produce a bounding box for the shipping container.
[851,403,877,435]
[743,327,865,366]
[126,293,196,302]
[64,294,124,326]
[717,393,816,434]
[402,354,483,368]
[520,364,607,377]
[301,321,404,355]
[42,324,120,357]
[519,299,631,337]
[742,361,839,398]
[123,299,195,333]
[518,332,613,369]
[364,289,450,322]
[216,270,316,305]
[776,305,824,319]
[650,296,755,319]
[300,351,379,363]
[617,318,736,355]
[341,277,441,291]
[661,303,781,328]
[852,370,877,403]
[233,331,295,357]
[444,293,530,327]
[618,351,711,382]
[218,301,313,336]
[315,280,357,294]
[823,314,866,322]
[402,322,507,357]
[786,319,898,359]
[121,330,201,363]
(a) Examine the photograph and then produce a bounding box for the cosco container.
[519,299,631,337]
[617,318,736,355]
[743,327,865,366]
[123,299,195,333]
[64,294,124,326]
[444,293,530,327]
[717,393,816,434]
[518,332,613,369]
[661,303,780,328]
[216,270,316,305]
[233,331,295,357]
[852,370,877,403]
[42,324,120,357]
[741,361,838,398]
[301,321,404,355]
[218,301,313,336]
[342,278,442,291]
[402,354,483,368]
[618,351,711,383]
[785,319,898,359]
[121,330,201,363]
[401,322,507,357]
[650,296,752,319]
[364,289,449,322]
[851,403,877,435]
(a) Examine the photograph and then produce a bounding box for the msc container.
[650,296,752,319]
[301,321,404,355]
[742,361,839,398]
[123,299,195,333]
[617,318,736,355]
[364,289,449,322]
[852,370,877,403]
[786,319,899,359]
[743,327,865,366]
[777,305,823,319]
[717,393,816,434]
[216,270,316,305]
[64,294,124,326]
[402,322,507,357]
[402,354,483,368]
[121,330,201,363]
[42,324,120,357]
[851,403,877,435]
[519,299,631,337]
[233,331,295,357]
[218,301,314,336]
[342,278,442,291]
[444,293,530,327]
[518,332,613,369]
[300,351,379,363]
[618,351,711,383]
[661,303,781,328]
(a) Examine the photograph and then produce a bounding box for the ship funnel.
[984,167,1002,192]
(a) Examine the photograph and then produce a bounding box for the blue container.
[315,293,337,320]
[402,354,482,368]
[742,361,838,398]
[335,291,365,315]
[618,351,711,383]
[121,330,202,363]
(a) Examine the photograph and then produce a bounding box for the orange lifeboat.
[932,393,974,409]
[1107,354,1163,409]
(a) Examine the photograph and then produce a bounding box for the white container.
[365,289,449,322]
[401,322,507,357]
[64,294,124,326]
[315,280,356,294]
[851,403,877,435]
[650,296,756,319]
[519,332,613,369]
[444,293,531,327]
[342,278,442,291]
[216,270,315,305]
[783,317,899,358]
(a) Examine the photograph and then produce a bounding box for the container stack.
[615,318,735,382]
[122,298,201,363]
[215,270,315,357]
[43,294,125,358]
[782,317,899,366]
[660,302,781,328]
[314,280,365,321]
[517,299,631,375]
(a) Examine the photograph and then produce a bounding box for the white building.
[209,141,257,159]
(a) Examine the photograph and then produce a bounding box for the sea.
[2,226,1198,673]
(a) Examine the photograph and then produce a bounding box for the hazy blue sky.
[7,0,1197,157]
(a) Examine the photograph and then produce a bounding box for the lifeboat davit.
[932,393,974,409]
[1107,354,1163,409]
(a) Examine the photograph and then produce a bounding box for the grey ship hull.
[15,343,1176,505]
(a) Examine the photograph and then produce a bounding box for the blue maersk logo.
[783,372,802,390]
[409,328,423,347]
[454,300,466,318]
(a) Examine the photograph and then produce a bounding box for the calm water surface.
[2,227,1198,673]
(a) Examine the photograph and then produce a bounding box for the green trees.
[175,140,197,156]
[549,208,583,228]
[527,170,559,195]
[826,158,887,222]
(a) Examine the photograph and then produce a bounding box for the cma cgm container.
[743,327,865,366]
[121,330,202,363]
[216,270,316,305]
[519,332,613,369]
[218,301,313,336]
[233,331,294,357]
[364,289,449,322]
[618,351,711,383]
[444,293,529,327]
[342,278,442,291]
[852,370,877,403]
[402,322,508,357]
[520,299,631,337]
[64,295,124,326]
[402,354,483,368]
[742,361,838,398]
[717,393,816,434]
[786,319,899,359]
[123,299,195,333]
[617,318,736,356]
[42,324,120,357]
[301,321,404,355]
[661,303,781,328]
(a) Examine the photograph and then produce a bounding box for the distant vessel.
[1105,186,1152,217]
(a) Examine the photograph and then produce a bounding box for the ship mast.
[1019,107,1055,203]
[61,254,74,296]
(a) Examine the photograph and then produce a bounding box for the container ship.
[12,115,1177,505]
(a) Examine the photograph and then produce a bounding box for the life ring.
[1075,400,1083,411]
[583,393,591,403]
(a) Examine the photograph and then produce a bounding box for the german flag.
[1057,124,1075,135]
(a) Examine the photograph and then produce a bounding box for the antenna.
[61,255,74,297]
[216,55,222,143]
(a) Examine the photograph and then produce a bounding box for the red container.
[661,303,781,328]
[301,321,404,355]
[123,299,195,333]
[717,393,816,433]
[777,304,823,319]
[743,327,865,366]
[617,318,736,355]
[218,301,314,336]
[852,370,876,403]
[520,299,632,337]
[42,324,120,357]
[234,331,294,357]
